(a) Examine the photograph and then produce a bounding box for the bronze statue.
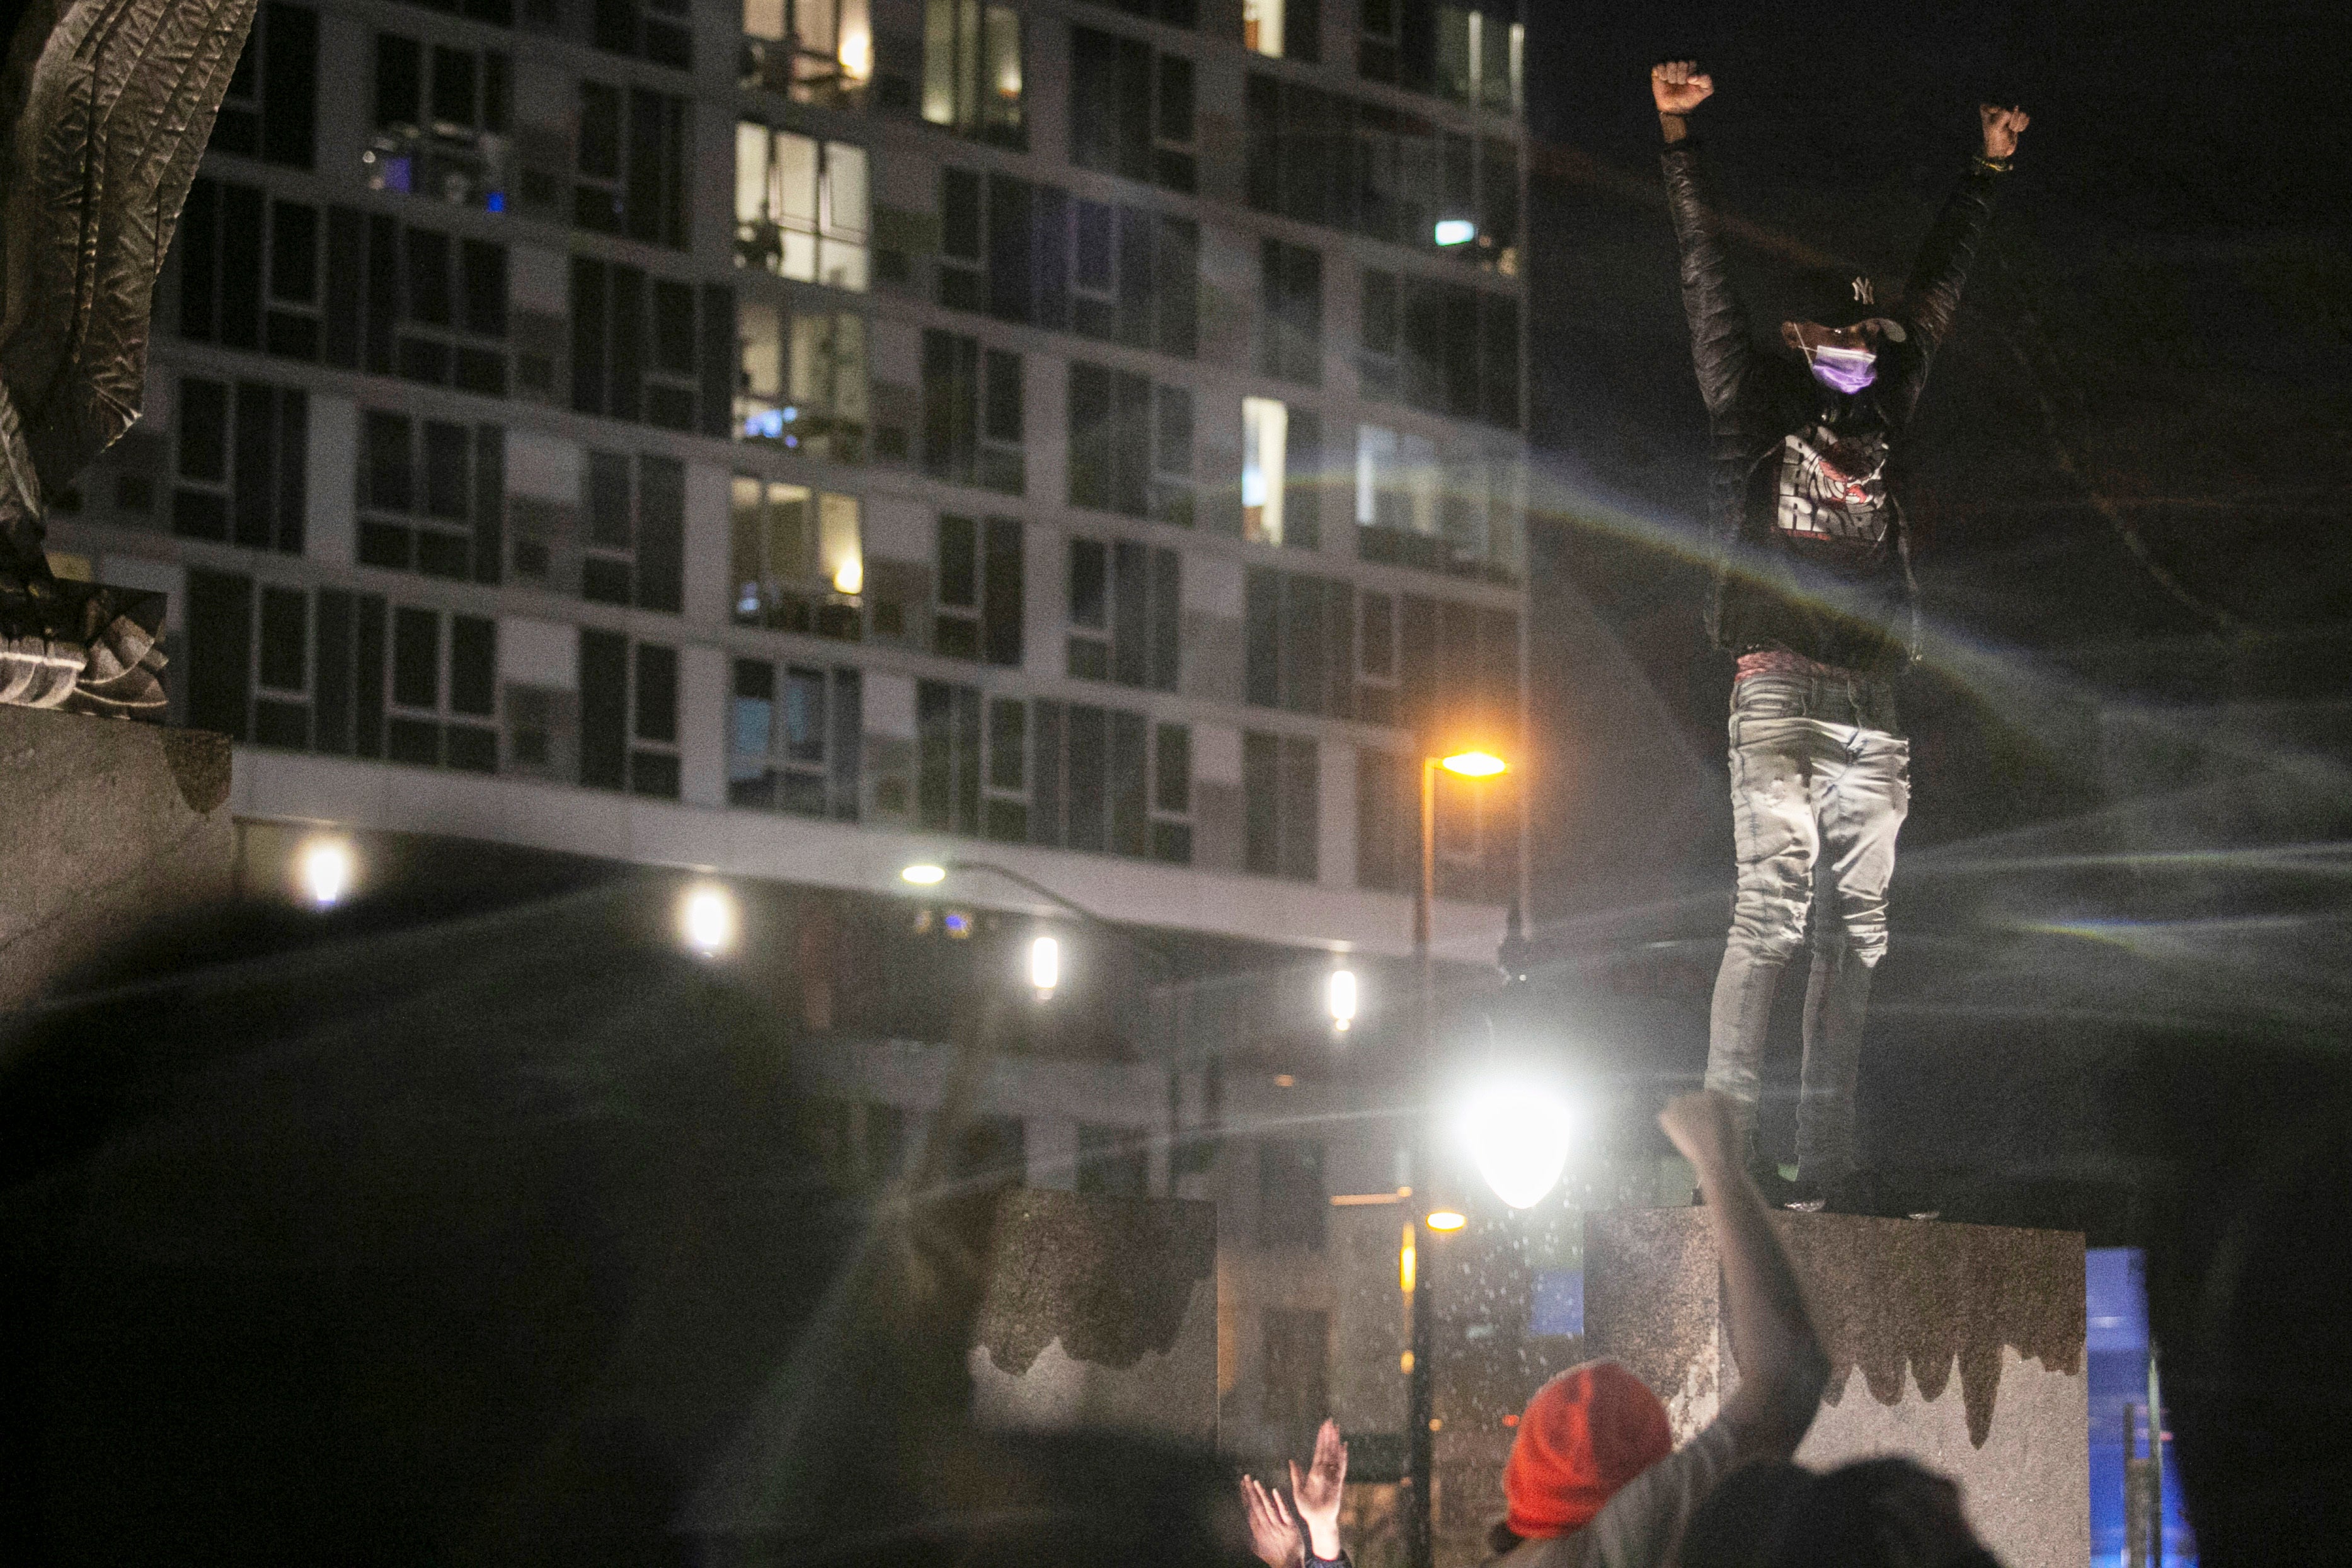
[0,0,261,715]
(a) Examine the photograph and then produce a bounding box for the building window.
[575,83,691,249]
[1356,588,1398,723]
[920,330,1023,494]
[1244,0,1317,60]
[214,1,318,168]
[1258,239,1323,386]
[1432,3,1521,112]
[1067,363,1191,525]
[592,0,692,70]
[1245,73,1521,265]
[936,168,1199,357]
[734,125,869,289]
[736,297,868,461]
[177,178,324,363]
[1244,566,1355,718]
[185,571,497,770]
[742,0,874,103]
[575,452,686,611]
[1242,396,1287,546]
[731,478,864,637]
[1355,594,1520,891]
[357,412,506,583]
[364,32,511,211]
[172,376,306,553]
[1069,27,1196,194]
[730,658,863,818]
[580,630,681,798]
[1356,423,1437,538]
[1244,731,1320,879]
[1029,701,1191,861]
[933,514,1023,666]
[570,260,733,436]
[1360,268,1519,428]
[915,678,985,835]
[922,0,1023,147]
[1067,538,1179,692]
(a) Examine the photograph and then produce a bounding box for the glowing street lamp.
[1028,934,1060,996]
[1440,750,1508,778]
[900,862,947,885]
[1327,967,1358,1033]
[1460,1077,1576,1209]
[679,883,738,957]
[299,837,354,908]
[1424,1208,1467,1232]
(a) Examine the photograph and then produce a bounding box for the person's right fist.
[1651,60,1714,116]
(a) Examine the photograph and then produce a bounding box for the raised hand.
[1652,60,1715,117]
[1239,1473,1304,1568]
[1979,102,2029,159]
[1659,1090,1743,1176]
[1289,1419,1349,1562]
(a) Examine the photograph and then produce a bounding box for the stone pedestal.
[967,1188,1219,1446]
[1585,1208,2087,1568]
[0,707,232,1009]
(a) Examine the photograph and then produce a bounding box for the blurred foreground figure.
[1476,1092,1830,1568]
[1675,1456,1999,1568]
[0,890,1252,1565]
[0,0,258,712]
[1651,60,2028,1208]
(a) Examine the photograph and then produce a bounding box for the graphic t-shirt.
[1773,423,1890,554]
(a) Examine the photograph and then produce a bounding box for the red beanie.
[1503,1361,1674,1540]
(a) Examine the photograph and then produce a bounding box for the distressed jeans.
[1703,673,1910,1184]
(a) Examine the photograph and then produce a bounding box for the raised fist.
[1652,60,1714,117]
[1979,102,2029,159]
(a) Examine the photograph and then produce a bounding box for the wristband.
[1971,152,2014,175]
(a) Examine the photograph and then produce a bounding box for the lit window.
[736,295,868,462]
[1242,0,1282,56]
[1356,423,1438,537]
[922,0,1023,149]
[1243,396,1288,547]
[731,479,865,636]
[735,124,869,290]
[742,0,872,101]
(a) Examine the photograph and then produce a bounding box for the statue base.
[967,1188,1219,1446]
[0,706,232,1009]
[1585,1207,2087,1568]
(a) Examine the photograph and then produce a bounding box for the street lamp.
[679,883,738,957]
[1408,743,1510,1568]
[298,836,355,908]
[1028,934,1060,997]
[1327,967,1358,1033]
[1460,1077,1576,1210]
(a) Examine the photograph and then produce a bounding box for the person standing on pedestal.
[1653,60,2030,1209]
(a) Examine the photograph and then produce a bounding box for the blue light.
[745,409,786,439]
[1434,218,1477,246]
[486,191,505,213]
[943,912,972,937]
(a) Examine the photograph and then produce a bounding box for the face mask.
[1809,344,1878,394]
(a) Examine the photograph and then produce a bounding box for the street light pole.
[1407,756,1439,1568]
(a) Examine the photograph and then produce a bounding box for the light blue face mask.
[1809,344,1878,394]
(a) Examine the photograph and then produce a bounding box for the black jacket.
[1663,143,2004,674]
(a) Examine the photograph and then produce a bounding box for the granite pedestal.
[1585,1208,2087,1568]
[0,706,232,1010]
[967,1187,1219,1446]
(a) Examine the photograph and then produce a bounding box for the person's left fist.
[1979,103,2029,159]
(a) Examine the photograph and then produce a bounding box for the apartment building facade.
[54,0,1534,1482]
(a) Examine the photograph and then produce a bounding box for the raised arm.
[1891,103,2028,402]
[1660,1092,1830,1461]
[1654,62,1754,425]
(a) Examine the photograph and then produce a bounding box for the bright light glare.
[1442,750,1508,777]
[1425,1210,1468,1232]
[1460,1079,1576,1208]
[901,862,947,885]
[299,838,353,908]
[1029,935,1060,993]
[680,884,738,956]
[1327,968,1358,1030]
[1433,219,1478,246]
